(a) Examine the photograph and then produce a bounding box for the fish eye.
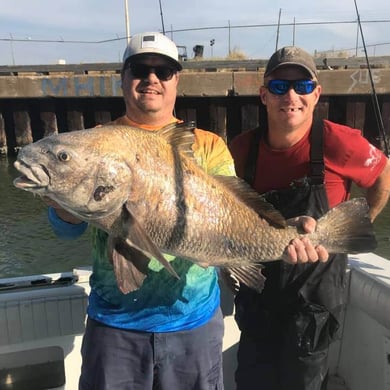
[57,151,71,162]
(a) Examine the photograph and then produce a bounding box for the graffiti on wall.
[348,69,381,93]
[41,75,122,97]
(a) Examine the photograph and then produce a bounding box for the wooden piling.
[40,111,58,137]
[176,107,197,124]
[346,101,366,130]
[0,111,7,155]
[315,99,330,121]
[13,105,33,152]
[241,104,259,131]
[209,104,227,141]
[94,110,112,126]
[67,109,84,131]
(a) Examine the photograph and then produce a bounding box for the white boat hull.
[1,254,390,390]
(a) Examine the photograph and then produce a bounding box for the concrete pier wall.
[0,62,389,154]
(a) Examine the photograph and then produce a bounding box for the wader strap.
[243,126,263,186]
[309,118,325,185]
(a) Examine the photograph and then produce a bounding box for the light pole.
[275,8,281,51]
[210,39,215,57]
[124,0,130,43]
[228,20,231,57]
[9,33,15,65]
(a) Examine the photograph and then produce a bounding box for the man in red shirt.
[229,46,390,390]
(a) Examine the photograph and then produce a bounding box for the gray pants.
[79,308,224,390]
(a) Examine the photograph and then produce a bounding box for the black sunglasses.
[127,63,176,81]
[266,79,317,95]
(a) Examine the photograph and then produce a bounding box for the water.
[0,156,92,278]
[0,156,389,279]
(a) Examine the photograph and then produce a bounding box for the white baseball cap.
[122,32,182,70]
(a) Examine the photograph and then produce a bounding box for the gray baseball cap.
[264,46,318,79]
[122,32,182,70]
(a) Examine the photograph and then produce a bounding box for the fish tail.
[314,197,377,254]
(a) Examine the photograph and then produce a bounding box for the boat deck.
[1,253,390,390]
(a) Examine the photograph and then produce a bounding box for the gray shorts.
[79,308,224,390]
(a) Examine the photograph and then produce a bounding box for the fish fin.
[122,205,180,280]
[315,197,377,253]
[214,175,287,227]
[108,237,149,294]
[157,121,197,160]
[223,265,266,294]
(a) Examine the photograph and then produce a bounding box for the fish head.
[13,130,133,220]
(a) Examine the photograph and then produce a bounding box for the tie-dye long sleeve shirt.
[49,115,236,332]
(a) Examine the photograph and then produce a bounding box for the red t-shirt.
[229,120,388,208]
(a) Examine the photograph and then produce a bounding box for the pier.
[0,57,390,154]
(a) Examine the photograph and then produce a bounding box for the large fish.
[13,122,376,294]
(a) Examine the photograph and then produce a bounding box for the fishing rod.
[159,0,166,35]
[353,0,389,156]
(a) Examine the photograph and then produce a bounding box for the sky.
[0,0,389,66]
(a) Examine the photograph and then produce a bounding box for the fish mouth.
[13,160,50,191]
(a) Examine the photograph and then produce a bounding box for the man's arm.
[366,159,390,222]
[42,197,88,239]
[43,197,83,224]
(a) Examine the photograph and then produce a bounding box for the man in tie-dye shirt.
[47,33,323,390]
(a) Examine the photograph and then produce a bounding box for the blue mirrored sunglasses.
[266,79,317,95]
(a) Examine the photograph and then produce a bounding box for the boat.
[0,253,389,390]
